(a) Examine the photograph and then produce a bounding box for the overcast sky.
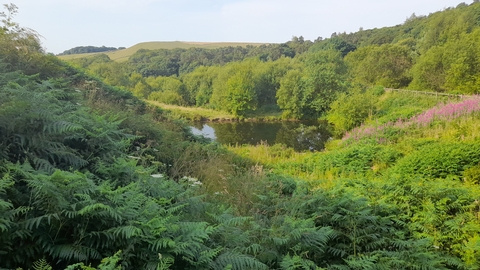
[7,0,471,54]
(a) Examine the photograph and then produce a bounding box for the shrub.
[327,89,376,135]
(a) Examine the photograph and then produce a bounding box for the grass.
[146,100,237,121]
[146,101,285,122]
[58,41,270,62]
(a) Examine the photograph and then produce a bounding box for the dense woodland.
[2,2,480,270]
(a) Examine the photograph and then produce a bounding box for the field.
[57,41,269,62]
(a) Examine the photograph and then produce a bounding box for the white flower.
[150,174,164,178]
[183,176,197,182]
[191,181,202,186]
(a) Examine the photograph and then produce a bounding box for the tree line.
[59,45,125,55]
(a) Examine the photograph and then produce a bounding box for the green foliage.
[276,69,305,118]
[327,87,376,135]
[309,36,356,57]
[463,165,480,184]
[224,66,257,116]
[209,60,260,116]
[345,44,413,88]
[59,46,119,55]
[409,45,447,92]
[394,142,480,178]
[147,76,187,106]
[374,91,445,124]
[277,50,348,119]
[6,4,480,270]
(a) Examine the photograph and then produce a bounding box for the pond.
[190,121,332,151]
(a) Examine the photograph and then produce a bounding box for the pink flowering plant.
[343,96,480,142]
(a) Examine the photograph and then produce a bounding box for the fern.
[212,252,268,270]
[280,254,322,270]
[48,244,102,262]
[32,259,53,270]
[43,120,82,134]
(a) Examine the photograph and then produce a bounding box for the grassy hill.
[58,41,269,61]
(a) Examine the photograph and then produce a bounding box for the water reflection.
[190,121,332,151]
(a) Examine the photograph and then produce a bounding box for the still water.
[190,121,332,151]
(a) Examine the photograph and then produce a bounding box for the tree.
[409,45,446,91]
[276,69,305,119]
[0,4,50,76]
[277,50,348,119]
[209,60,258,115]
[88,61,129,87]
[132,81,151,98]
[345,44,413,88]
[302,50,348,116]
[224,67,257,116]
[443,29,480,94]
[309,37,356,57]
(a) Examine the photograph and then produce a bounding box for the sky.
[6,0,472,54]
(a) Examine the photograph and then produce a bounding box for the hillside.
[3,2,480,269]
[58,41,269,61]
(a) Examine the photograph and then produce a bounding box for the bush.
[148,90,185,105]
[327,89,376,135]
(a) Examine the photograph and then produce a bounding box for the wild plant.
[344,96,480,142]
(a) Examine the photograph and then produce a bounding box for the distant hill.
[58,41,269,62]
[58,45,124,55]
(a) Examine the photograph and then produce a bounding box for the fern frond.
[21,213,60,230]
[32,157,55,173]
[78,203,122,222]
[32,259,53,270]
[43,121,82,134]
[212,252,268,270]
[48,244,101,262]
[149,238,176,252]
[50,150,88,168]
[107,225,143,240]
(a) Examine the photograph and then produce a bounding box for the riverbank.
[146,100,287,122]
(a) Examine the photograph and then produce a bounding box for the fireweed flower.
[343,96,480,141]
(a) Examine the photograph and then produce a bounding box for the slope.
[58,41,269,62]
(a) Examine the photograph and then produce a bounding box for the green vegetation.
[145,100,238,121]
[3,2,480,270]
[63,2,480,120]
[58,41,270,62]
[229,91,480,269]
[59,45,122,55]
